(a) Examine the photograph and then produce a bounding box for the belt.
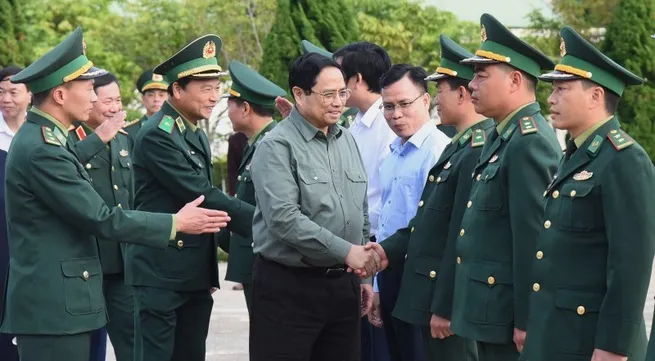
[258,255,349,279]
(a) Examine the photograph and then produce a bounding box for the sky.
[426,0,555,27]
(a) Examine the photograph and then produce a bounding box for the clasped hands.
[345,242,388,278]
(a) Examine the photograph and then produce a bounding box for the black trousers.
[378,267,428,361]
[250,256,361,361]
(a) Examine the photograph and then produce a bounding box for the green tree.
[601,0,655,158]
[259,0,359,92]
[0,0,30,66]
[349,0,478,70]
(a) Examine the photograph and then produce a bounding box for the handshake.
[345,242,389,278]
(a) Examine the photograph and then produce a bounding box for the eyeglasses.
[380,93,426,114]
[310,88,352,104]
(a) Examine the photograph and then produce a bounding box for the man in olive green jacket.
[0,27,228,361]
[520,26,655,361]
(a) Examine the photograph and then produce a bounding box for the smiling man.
[520,26,655,361]
[0,66,31,151]
[123,69,169,149]
[126,35,256,361]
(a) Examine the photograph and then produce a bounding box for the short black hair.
[0,66,23,82]
[167,77,193,96]
[289,53,345,96]
[443,77,472,95]
[230,97,275,117]
[333,42,391,94]
[581,79,620,114]
[380,64,429,93]
[93,72,118,92]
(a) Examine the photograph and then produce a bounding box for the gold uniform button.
[544,220,551,229]
[85,163,92,169]
[487,276,495,285]
[577,306,585,315]
[467,201,472,208]
[411,227,415,233]
[113,185,119,190]
[536,251,543,259]
[418,200,424,207]
[570,190,577,198]
[456,257,461,264]
[177,240,184,247]
[436,177,441,183]
[429,175,435,182]
[476,174,481,181]
[82,271,89,280]
[237,175,242,181]
[429,271,436,279]
[117,203,122,208]
[552,190,560,199]
[460,229,465,236]
[533,283,541,292]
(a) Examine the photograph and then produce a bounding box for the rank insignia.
[587,134,603,155]
[203,41,217,59]
[489,154,499,163]
[119,149,129,157]
[41,127,61,146]
[573,170,593,181]
[75,126,87,140]
[471,129,486,147]
[607,129,633,151]
[443,161,451,170]
[520,117,538,135]
[175,117,186,133]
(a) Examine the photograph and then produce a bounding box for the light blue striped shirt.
[374,121,450,291]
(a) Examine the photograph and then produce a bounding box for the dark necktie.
[565,139,577,161]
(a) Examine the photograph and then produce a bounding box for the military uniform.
[124,69,169,149]
[449,14,561,361]
[126,35,255,361]
[0,28,177,361]
[69,121,136,361]
[381,35,490,361]
[218,60,286,313]
[521,26,654,361]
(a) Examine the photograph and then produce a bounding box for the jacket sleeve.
[69,133,106,164]
[29,145,172,249]
[138,129,255,237]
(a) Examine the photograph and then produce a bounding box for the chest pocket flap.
[560,181,594,199]
[298,168,329,185]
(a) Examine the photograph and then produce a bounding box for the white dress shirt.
[0,115,17,152]
[348,98,396,237]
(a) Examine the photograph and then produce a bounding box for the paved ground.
[107,261,655,361]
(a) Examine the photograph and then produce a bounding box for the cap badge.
[203,41,217,59]
[559,38,566,57]
[152,73,163,81]
[481,26,488,42]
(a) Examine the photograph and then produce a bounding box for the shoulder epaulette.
[607,129,633,151]
[459,129,472,146]
[41,126,61,146]
[587,134,604,155]
[175,117,186,133]
[502,123,517,140]
[158,115,175,134]
[124,118,142,128]
[470,129,486,147]
[519,116,538,135]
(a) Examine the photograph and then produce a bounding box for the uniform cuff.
[169,215,177,240]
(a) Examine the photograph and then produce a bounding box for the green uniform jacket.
[124,115,146,150]
[69,122,135,275]
[382,119,495,326]
[222,121,276,285]
[0,109,173,335]
[521,117,655,361]
[450,102,561,344]
[126,101,255,291]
